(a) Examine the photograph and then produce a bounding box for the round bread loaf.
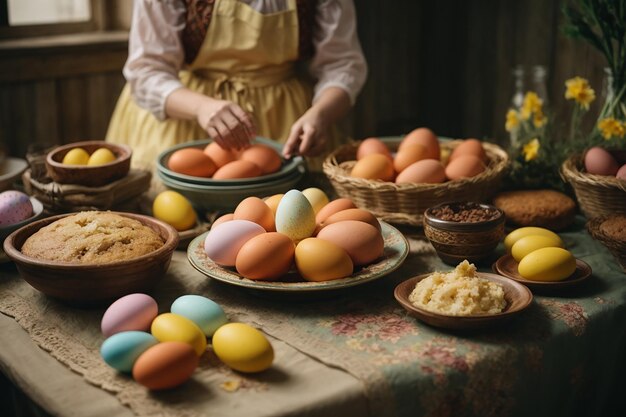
[21,211,164,264]
[493,189,576,231]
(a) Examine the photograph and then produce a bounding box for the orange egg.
[234,196,275,231]
[316,220,384,266]
[212,213,234,229]
[356,138,392,160]
[240,144,282,174]
[445,154,486,180]
[264,194,284,217]
[236,232,295,280]
[449,138,487,162]
[315,198,356,224]
[213,160,263,179]
[295,238,353,281]
[204,142,239,168]
[318,208,381,233]
[394,143,430,173]
[132,341,198,390]
[395,159,446,184]
[168,148,217,177]
[399,128,440,160]
[351,153,394,181]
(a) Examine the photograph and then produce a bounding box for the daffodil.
[521,92,543,120]
[505,109,520,132]
[523,138,540,162]
[565,76,595,110]
[533,108,547,128]
[597,117,626,140]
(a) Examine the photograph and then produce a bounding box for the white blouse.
[124,0,368,120]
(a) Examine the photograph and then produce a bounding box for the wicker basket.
[561,153,626,219]
[587,215,626,272]
[323,138,509,226]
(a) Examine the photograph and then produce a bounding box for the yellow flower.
[597,117,626,140]
[521,92,543,120]
[533,108,547,128]
[565,76,595,110]
[505,109,520,131]
[523,138,540,162]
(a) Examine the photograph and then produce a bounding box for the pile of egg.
[203,188,384,282]
[350,127,488,184]
[168,142,282,180]
[584,146,626,180]
[0,190,33,226]
[62,147,117,166]
[100,293,274,390]
[504,227,576,282]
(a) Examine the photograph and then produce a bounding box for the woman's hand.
[196,98,256,150]
[282,107,330,158]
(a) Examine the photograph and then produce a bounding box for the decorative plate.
[394,272,533,330]
[187,221,409,292]
[492,254,592,290]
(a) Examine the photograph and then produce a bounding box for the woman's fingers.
[282,125,303,158]
[230,106,256,139]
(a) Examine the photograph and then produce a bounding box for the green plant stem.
[570,105,581,142]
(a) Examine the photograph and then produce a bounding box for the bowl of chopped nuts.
[423,201,505,265]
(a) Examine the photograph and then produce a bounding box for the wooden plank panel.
[57,77,90,144]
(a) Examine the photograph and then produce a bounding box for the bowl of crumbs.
[3,211,179,305]
[423,201,505,265]
[394,260,532,329]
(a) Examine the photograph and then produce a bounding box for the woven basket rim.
[561,153,626,191]
[586,215,626,249]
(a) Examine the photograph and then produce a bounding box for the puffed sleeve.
[309,0,368,105]
[123,0,187,120]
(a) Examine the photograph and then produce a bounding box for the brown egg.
[351,154,395,181]
[318,208,381,234]
[399,128,440,160]
[356,138,392,160]
[204,142,239,168]
[236,232,295,280]
[168,148,217,177]
[213,160,263,179]
[264,194,284,217]
[394,143,429,173]
[240,144,282,174]
[445,154,486,180]
[132,341,198,390]
[395,159,446,184]
[212,213,234,229]
[315,198,356,224]
[584,146,620,176]
[234,196,275,231]
[449,138,487,163]
[317,220,384,266]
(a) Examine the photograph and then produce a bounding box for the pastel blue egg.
[171,295,228,337]
[100,331,158,373]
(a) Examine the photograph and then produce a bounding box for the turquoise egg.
[100,331,158,373]
[171,295,228,337]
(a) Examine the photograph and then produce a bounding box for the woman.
[106,0,367,171]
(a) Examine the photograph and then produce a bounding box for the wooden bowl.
[45,141,132,186]
[394,272,533,330]
[3,211,179,305]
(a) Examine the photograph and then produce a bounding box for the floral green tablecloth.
[1,217,625,417]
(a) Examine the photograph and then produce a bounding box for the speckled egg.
[275,190,316,242]
[0,191,33,226]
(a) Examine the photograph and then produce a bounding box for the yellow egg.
[62,147,90,165]
[264,194,284,217]
[511,235,565,262]
[504,227,562,253]
[153,190,197,231]
[212,323,274,373]
[87,147,116,166]
[517,247,576,282]
[301,188,329,215]
[151,313,207,356]
[295,238,353,281]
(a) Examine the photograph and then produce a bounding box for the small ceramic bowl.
[3,212,178,305]
[0,196,44,243]
[45,141,132,186]
[0,157,29,191]
[423,201,505,265]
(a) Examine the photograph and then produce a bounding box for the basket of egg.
[560,147,626,218]
[156,137,306,212]
[323,128,509,226]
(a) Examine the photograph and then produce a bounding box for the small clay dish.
[0,157,29,191]
[394,272,533,330]
[45,141,132,186]
[3,212,178,305]
[423,201,505,265]
[493,254,592,290]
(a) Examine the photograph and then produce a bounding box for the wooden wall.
[0,0,609,159]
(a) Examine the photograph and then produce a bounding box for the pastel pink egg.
[101,293,158,337]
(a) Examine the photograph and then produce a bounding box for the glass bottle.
[530,65,549,105]
[508,65,525,148]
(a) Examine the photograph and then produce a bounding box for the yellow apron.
[106,0,314,172]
